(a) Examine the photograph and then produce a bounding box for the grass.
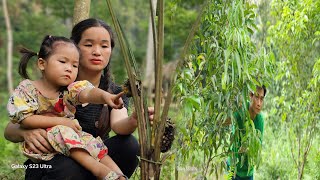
[0,106,26,179]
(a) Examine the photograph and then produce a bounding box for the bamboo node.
[140,157,162,165]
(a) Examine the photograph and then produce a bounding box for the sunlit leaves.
[266,0,320,178]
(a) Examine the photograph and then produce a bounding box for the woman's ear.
[38,58,46,71]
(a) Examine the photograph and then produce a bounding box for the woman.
[4,18,153,180]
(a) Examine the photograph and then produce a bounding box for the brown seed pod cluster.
[160,118,175,153]
[122,78,141,97]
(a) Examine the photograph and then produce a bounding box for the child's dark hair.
[19,35,79,79]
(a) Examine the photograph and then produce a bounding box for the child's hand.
[61,119,82,133]
[105,92,124,109]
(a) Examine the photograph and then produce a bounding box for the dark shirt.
[75,78,129,139]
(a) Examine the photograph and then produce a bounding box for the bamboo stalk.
[118,22,152,150]
[105,1,148,179]
[152,0,163,140]
[106,0,209,179]
[149,0,157,63]
[118,23,152,149]
[152,0,164,178]
[117,18,153,180]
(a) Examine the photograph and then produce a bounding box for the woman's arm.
[110,108,136,135]
[4,122,27,142]
[4,122,54,154]
[110,107,154,135]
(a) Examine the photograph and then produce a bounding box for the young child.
[7,35,127,180]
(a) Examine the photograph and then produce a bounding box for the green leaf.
[184,96,202,110]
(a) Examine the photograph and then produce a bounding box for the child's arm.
[21,115,81,133]
[79,88,124,109]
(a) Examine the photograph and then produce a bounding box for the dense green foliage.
[174,0,274,178]
[256,0,320,179]
[172,0,320,179]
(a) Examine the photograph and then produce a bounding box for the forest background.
[0,0,319,179]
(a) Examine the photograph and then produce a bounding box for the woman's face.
[78,27,112,73]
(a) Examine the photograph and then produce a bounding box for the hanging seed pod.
[122,78,141,97]
[160,117,175,153]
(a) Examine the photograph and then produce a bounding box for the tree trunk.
[2,0,13,94]
[73,0,91,26]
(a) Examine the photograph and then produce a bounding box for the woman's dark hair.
[71,18,115,49]
[19,35,79,79]
[71,18,115,137]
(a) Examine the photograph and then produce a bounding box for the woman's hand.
[23,128,54,154]
[130,107,155,126]
[110,107,154,135]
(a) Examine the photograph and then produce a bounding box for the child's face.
[40,42,80,86]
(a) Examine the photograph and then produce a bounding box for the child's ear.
[38,58,46,71]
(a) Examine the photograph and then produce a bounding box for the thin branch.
[288,127,298,168]
[149,0,157,62]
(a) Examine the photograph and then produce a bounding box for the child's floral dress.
[7,79,108,162]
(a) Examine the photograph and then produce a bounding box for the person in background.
[225,86,266,180]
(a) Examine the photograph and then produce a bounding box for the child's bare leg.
[69,148,113,179]
[100,155,123,175]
